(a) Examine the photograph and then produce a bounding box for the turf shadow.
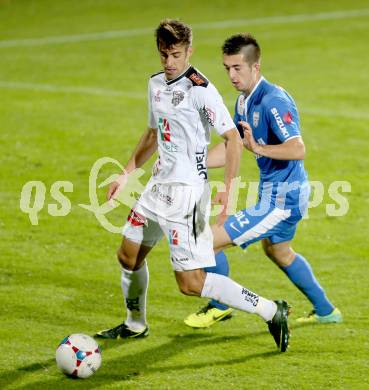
[10,331,282,389]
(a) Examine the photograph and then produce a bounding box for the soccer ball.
[56,334,102,378]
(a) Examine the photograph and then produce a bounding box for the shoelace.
[196,303,215,315]
[109,323,126,334]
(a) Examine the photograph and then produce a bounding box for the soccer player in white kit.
[95,19,290,352]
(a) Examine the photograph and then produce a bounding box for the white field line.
[0,81,144,99]
[0,9,368,48]
[299,107,369,121]
[0,80,368,120]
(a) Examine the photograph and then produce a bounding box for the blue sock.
[204,251,229,310]
[282,254,334,316]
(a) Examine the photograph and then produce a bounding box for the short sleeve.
[193,84,235,136]
[147,80,156,129]
[265,97,300,142]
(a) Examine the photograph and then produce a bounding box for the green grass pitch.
[1,0,368,388]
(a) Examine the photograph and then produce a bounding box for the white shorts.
[122,179,215,271]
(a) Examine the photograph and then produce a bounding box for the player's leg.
[262,238,342,323]
[184,205,291,329]
[212,222,236,253]
[95,236,154,339]
[175,268,276,319]
[174,268,290,352]
[183,251,234,328]
[95,207,164,339]
[167,186,290,351]
[117,237,152,332]
[204,251,231,311]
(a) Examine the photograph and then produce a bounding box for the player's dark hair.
[222,33,261,65]
[155,19,192,49]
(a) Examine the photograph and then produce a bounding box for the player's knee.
[116,247,135,270]
[176,274,203,296]
[177,280,198,296]
[265,245,295,266]
[262,242,277,261]
[178,283,193,296]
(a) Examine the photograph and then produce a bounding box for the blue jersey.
[234,77,309,210]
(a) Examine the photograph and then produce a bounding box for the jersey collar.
[244,76,265,113]
[165,65,192,86]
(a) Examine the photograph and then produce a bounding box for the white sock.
[201,273,277,321]
[121,260,149,331]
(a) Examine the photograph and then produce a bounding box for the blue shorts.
[223,202,306,249]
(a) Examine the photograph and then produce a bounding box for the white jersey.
[148,66,235,185]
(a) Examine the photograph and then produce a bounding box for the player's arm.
[193,83,242,222]
[207,142,226,168]
[108,79,158,201]
[222,128,243,189]
[241,96,305,160]
[240,120,305,160]
[107,127,157,201]
[213,129,242,224]
[124,127,158,172]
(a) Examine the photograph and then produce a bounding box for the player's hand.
[213,191,228,225]
[238,121,261,154]
[107,172,128,205]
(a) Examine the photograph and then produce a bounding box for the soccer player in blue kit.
[184,33,342,328]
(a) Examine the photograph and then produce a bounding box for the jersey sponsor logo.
[158,117,178,152]
[185,67,209,87]
[154,90,161,102]
[283,111,293,124]
[237,94,245,115]
[169,229,178,245]
[202,106,215,127]
[253,111,260,127]
[171,256,189,263]
[241,288,259,307]
[196,148,208,180]
[163,142,178,152]
[127,209,146,227]
[172,90,185,106]
[152,158,161,177]
[271,107,290,138]
[151,184,173,206]
[159,117,171,141]
[189,72,206,85]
